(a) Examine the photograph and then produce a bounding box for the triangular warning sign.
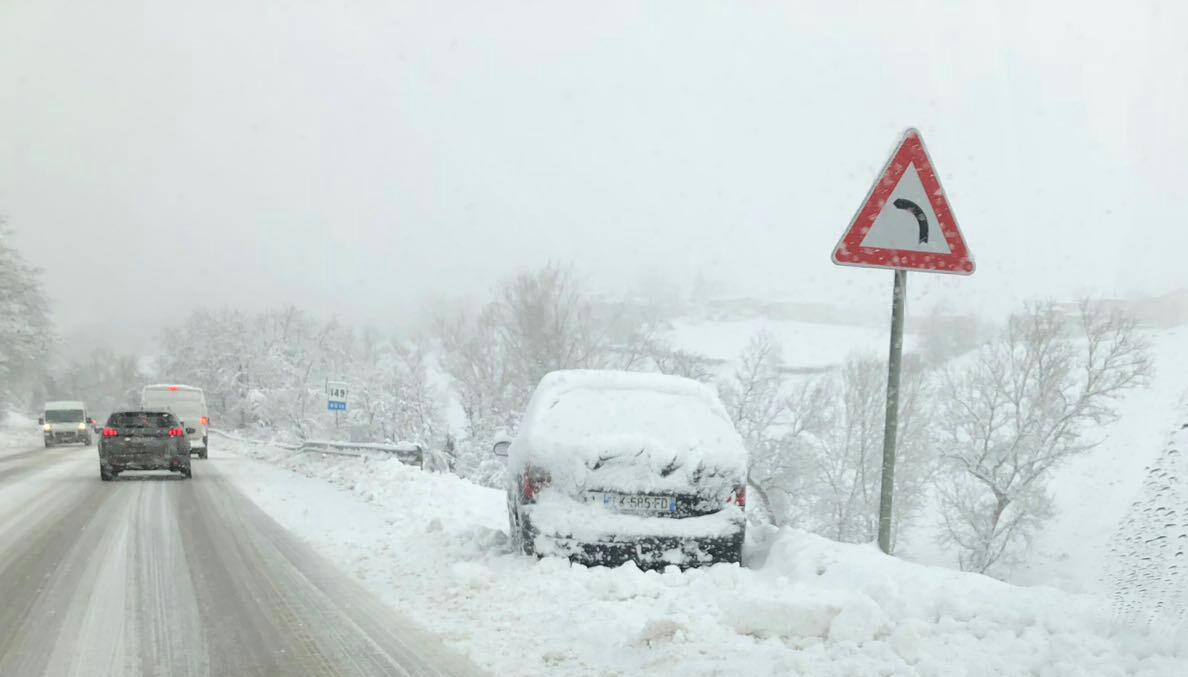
[832,129,974,275]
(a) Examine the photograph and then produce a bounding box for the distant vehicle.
[501,370,748,569]
[39,400,95,447]
[141,384,209,458]
[98,410,192,481]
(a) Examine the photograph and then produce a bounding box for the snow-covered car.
[504,370,748,569]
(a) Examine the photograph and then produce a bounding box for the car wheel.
[83,435,92,446]
[181,465,192,479]
[198,447,208,460]
[100,467,113,481]
[44,440,53,448]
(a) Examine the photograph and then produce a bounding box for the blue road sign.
[328,400,347,412]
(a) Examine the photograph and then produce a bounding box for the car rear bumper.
[524,514,745,569]
[101,452,190,472]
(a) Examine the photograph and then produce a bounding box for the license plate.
[586,492,676,514]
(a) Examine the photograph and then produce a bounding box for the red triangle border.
[832,129,974,275]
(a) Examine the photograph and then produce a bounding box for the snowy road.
[0,443,482,677]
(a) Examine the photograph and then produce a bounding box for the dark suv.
[98,410,193,481]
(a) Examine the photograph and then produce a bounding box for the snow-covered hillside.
[666,318,904,371]
[667,309,1188,603]
[219,439,1187,676]
[1012,326,1188,594]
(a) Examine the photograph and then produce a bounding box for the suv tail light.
[168,427,186,438]
[199,416,209,426]
[520,468,551,503]
[102,427,119,438]
[729,485,747,508]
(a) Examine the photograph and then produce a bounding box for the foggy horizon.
[4,1,1187,353]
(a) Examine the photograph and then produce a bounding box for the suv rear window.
[107,412,178,428]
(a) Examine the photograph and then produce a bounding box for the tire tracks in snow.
[0,446,483,676]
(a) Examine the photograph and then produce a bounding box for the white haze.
[1,0,1185,350]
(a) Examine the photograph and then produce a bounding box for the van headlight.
[43,424,52,432]
[78,422,87,431]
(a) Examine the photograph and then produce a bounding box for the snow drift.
[220,438,1188,677]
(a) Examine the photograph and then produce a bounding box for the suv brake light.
[102,427,119,438]
[520,469,551,503]
[168,427,186,438]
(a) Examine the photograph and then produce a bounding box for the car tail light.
[520,468,551,503]
[102,427,119,438]
[729,485,747,508]
[168,427,185,438]
[200,416,209,426]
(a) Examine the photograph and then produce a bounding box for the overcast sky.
[2,1,1185,351]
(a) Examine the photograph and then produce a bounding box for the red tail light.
[168,427,185,438]
[199,416,209,426]
[102,427,119,438]
[729,485,747,508]
[520,469,551,503]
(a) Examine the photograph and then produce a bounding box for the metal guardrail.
[209,429,424,468]
[295,439,425,468]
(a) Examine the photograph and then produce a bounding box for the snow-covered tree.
[0,225,53,419]
[934,301,1151,574]
[46,348,148,416]
[718,331,935,545]
[803,354,935,545]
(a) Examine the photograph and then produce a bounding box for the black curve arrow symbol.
[893,198,928,244]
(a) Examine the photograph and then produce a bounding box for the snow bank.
[0,410,39,452]
[221,439,1188,677]
[510,370,747,494]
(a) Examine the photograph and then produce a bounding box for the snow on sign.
[832,128,974,274]
[326,381,348,412]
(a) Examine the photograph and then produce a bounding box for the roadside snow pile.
[0,410,39,451]
[223,440,1188,677]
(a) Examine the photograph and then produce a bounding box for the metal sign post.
[832,129,974,554]
[877,269,907,553]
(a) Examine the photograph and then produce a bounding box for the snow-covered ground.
[217,438,1188,676]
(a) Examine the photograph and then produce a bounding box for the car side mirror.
[87,417,95,425]
[492,441,510,458]
[38,417,44,425]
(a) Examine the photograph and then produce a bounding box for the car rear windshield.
[45,409,85,423]
[107,412,178,428]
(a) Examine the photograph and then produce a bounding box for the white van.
[141,384,210,458]
[41,400,94,447]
